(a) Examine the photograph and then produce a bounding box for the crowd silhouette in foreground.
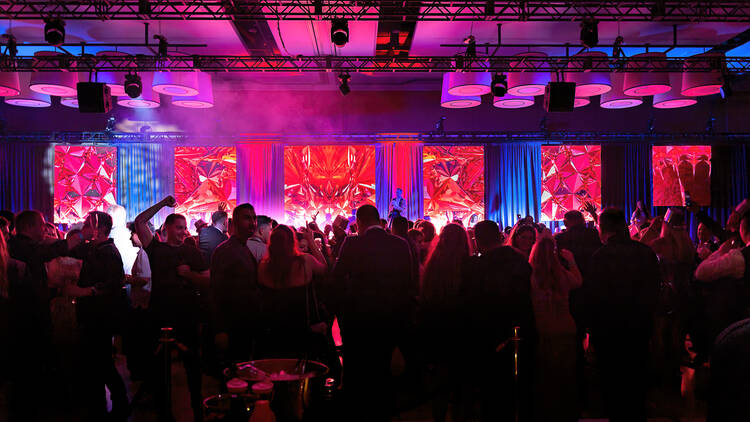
[1,196,749,422]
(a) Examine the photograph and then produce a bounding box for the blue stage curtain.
[0,143,55,220]
[116,143,174,226]
[601,143,655,223]
[377,142,423,220]
[237,142,285,221]
[703,144,748,227]
[485,143,542,228]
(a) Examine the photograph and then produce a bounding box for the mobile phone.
[664,208,673,225]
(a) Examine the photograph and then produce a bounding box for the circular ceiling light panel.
[565,51,612,97]
[446,72,492,96]
[623,52,671,96]
[507,52,550,97]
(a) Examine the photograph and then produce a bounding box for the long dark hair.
[263,225,304,288]
[422,223,472,303]
[529,236,564,293]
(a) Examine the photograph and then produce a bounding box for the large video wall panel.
[174,146,237,225]
[652,145,711,207]
[423,145,485,229]
[541,145,601,221]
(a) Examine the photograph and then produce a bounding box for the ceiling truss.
[2,1,750,21]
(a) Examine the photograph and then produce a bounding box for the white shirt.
[130,247,152,309]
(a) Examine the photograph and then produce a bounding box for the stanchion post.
[160,326,175,420]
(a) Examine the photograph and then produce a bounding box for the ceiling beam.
[3,54,744,73]
[3,1,750,21]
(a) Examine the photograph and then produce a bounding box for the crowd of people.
[1,195,749,422]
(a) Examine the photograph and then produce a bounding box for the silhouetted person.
[246,214,272,263]
[135,196,209,422]
[210,203,260,361]
[199,210,228,265]
[708,317,750,422]
[333,204,415,422]
[463,220,535,421]
[581,207,661,422]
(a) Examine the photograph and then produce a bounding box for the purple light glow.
[152,71,200,96]
[601,98,643,109]
[574,97,590,108]
[446,72,492,96]
[61,97,79,108]
[653,98,697,109]
[493,95,534,108]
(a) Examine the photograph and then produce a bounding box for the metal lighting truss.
[1,54,747,73]
[1,1,750,21]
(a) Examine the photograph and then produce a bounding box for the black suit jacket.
[554,225,602,275]
[332,227,416,332]
[582,233,661,338]
[199,226,228,265]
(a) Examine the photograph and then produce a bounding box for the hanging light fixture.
[29,51,78,97]
[507,52,551,97]
[60,97,79,108]
[623,52,671,96]
[654,72,697,109]
[5,73,51,107]
[574,97,590,107]
[117,72,160,108]
[446,72,492,96]
[682,52,724,97]
[601,73,643,109]
[152,54,200,96]
[95,51,132,97]
[440,73,480,108]
[173,72,214,108]
[0,72,21,96]
[565,51,612,97]
[492,94,534,109]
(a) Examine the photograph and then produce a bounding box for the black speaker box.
[544,81,576,112]
[76,82,112,113]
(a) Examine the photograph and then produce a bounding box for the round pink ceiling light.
[0,72,21,96]
[61,97,79,108]
[117,72,160,108]
[654,73,697,109]
[507,52,550,97]
[682,52,724,97]
[446,72,492,96]
[601,73,643,109]
[493,94,534,109]
[623,52,671,96]
[173,72,214,108]
[5,74,51,107]
[29,51,78,97]
[565,51,612,97]
[95,51,131,97]
[153,55,200,96]
[441,73,480,108]
[574,97,590,108]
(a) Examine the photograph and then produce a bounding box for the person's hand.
[299,227,315,244]
[215,332,229,351]
[308,221,322,234]
[218,201,228,213]
[176,264,191,277]
[727,212,741,232]
[559,249,575,264]
[582,201,597,217]
[649,216,663,231]
[324,224,332,235]
[718,238,736,255]
[162,195,177,208]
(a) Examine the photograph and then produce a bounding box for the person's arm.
[301,227,327,274]
[135,196,176,249]
[177,265,210,288]
[559,249,583,289]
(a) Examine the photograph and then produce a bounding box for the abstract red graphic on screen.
[174,147,237,225]
[423,146,485,229]
[284,145,376,225]
[541,145,601,221]
[54,146,117,224]
[653,146,711,207]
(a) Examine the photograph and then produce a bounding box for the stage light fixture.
[331,19,349,47]
[44,18,66,46]
[580,17,598,48]
[138,0,151,15]
[338,73,351,95]
[491,73,508,97]
[124,73,143,98]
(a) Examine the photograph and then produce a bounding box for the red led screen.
[174,147,237,226]
[653,146,711,207]
[54,146,117,224]
[423,146,485,229]
[284,145,376,226]
[541,145,601,221]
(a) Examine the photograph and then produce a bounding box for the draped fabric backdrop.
[703,144,748,229]
[237,142,285,220]
[601,143,655,224]
[485,143,542,228]
[0,143,56,220]
[116,143,174,226]
[376,142,424,220]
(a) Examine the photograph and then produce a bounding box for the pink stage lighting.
[174,147,237,229]
[54,146,118,224]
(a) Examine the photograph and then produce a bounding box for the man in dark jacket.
[333,205,415,422]
[199,210,228,265]
[582,207,661,422]
[209,203,259,361]
[465,220,535,421]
